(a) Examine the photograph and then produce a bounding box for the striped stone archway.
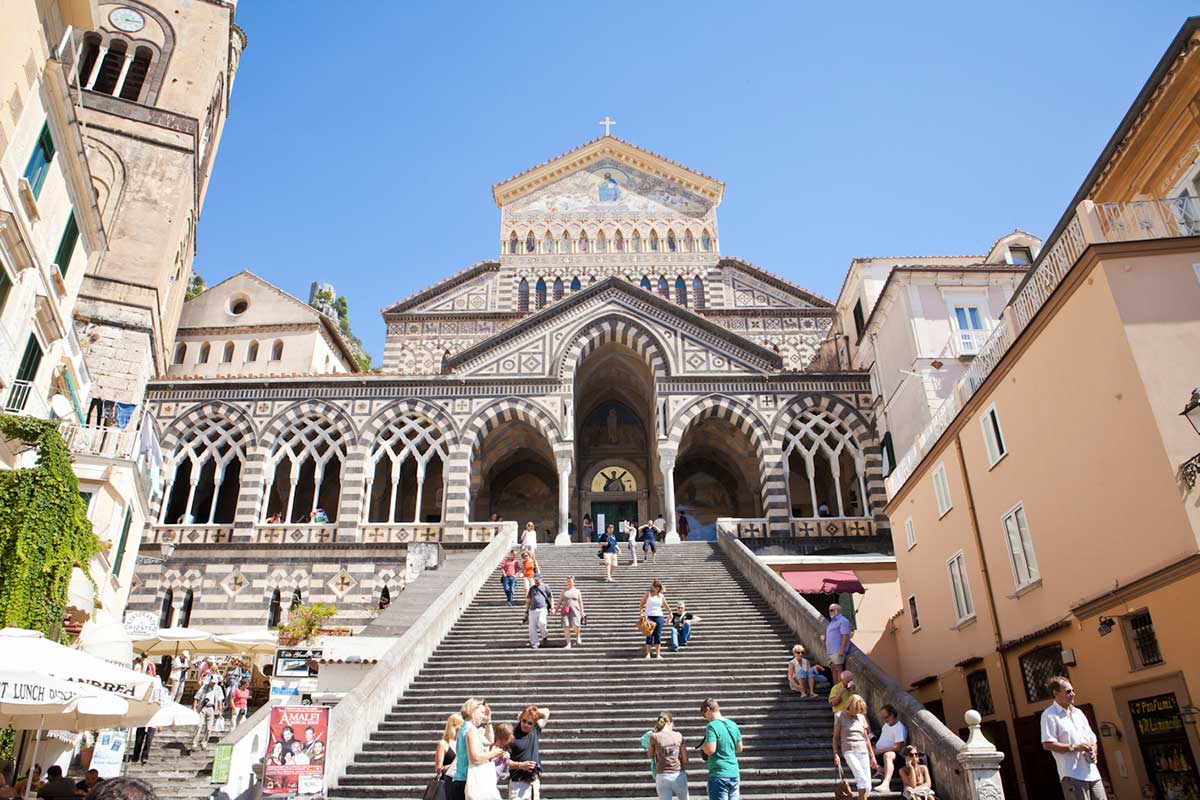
[443,397,565,529]
[666,395,784,535]
[555,313,670,383]
[772,393,887,534]
[158,400,258,526]
[257,399,359,534]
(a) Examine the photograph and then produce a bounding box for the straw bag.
[636,615,656,636]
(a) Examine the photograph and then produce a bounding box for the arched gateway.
[132,134,885,629]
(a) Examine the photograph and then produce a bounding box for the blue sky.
[197,2,1196,363]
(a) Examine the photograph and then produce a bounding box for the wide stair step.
[328,542,872,799]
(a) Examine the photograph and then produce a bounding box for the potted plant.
[277,603,336,645]
[79,730,96,771]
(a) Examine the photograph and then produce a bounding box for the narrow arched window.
[270,340,284,361]
[596,232,607,253]
[508,232,519,255]
[561,232,571,254]
[614,231,624,252]
[378,585,391,610]
[78,34,102,91]
[578,233,589,253]
[667,230,678,252]
[246,340,259,361]
[517,278,530,312]
[180,589,195,628]
[553,277,564,301]
[525,232,535,253]
[640,276,652,291]
[701,230,712,251]
[543,232,554,254]
[197,342,211,364]
[649,231,659,252]
[172,343,186,365]
[684,231,695,252]
[221,341,235,363]
[159,587,174,629]
[675,277,688,305]
[119,46,153,102]
[535,278,547,309]
[693,277,706,308]
[290,589,303,613]
[631,231,642,252]
[657,277,670,298]
[570,277,581,292]
[91,39,128,95]
[267,588,281,629]
[441,349,450,374]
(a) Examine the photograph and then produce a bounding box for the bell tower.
[69,0,245,406]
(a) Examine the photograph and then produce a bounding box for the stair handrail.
[324,521,516,790]
[715,528,1000,799]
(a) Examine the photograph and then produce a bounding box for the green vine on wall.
[0,414,100,635]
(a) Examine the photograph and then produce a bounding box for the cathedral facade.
[131,136,888,630]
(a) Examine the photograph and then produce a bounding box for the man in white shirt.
[1040,677,1106,799]
[873,703,907,790]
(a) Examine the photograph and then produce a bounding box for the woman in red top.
[230,679,251,730]
[521,551,538,595]
[500,551,520,606]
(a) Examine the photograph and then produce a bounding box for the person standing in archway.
[678,511,689,541]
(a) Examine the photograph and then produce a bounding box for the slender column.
[183,477,199,523]
[413,461,426,523]
[112,53,134,98]
[805,454,818,517]
[661,452,679,543]
[207,463,226,523]
[84,46,108,89]
[387,459,400,523]
[283,462,298,524]
[361,477,373,522]
[554,454,572,545]
[311,460,327,518]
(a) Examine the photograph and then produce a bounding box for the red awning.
[782,570,865,595]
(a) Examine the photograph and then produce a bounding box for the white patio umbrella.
[133,627,226,656]
[214,630,278,655]
[147,700,201,728]
[0,670,84,718]
[0,627,162,724]
[2,691,130,731]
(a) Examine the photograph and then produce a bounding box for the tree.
[310,289,373,371]
[186,272,207,300]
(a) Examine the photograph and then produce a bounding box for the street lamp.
[1181,389,1200,489]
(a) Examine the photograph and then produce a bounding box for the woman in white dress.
[521,522,537,553]
[464,703,509,800]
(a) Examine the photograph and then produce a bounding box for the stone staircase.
[329,541,900,799]
[122,725,216,800]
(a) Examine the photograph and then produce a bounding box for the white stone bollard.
[956,709,1007,799]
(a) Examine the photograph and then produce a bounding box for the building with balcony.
[829,232,1042,475]
[0,0,242,630]
[881,18,1200,800]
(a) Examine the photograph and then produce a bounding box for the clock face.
[109,8,145,33]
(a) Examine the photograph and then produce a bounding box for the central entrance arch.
[573,342,660,537]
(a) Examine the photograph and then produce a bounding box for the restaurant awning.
[782,570,865,594]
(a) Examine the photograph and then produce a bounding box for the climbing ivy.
[0,414,100,635]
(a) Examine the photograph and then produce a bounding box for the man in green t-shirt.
[699,698,743,799]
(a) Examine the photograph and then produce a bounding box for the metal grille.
[1128,611,1163,667]
[1020,644,1067,703]
[967,670,995,716]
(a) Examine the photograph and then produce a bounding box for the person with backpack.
[523,574,554,649]
[699,698,743,800]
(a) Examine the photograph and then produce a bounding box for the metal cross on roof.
[597,116,616,136]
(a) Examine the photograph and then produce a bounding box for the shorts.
[510,778,540,800]
[603,552,618,566]
[563,609,581,627]
[643,539,657,552]
[828,651,846,666]
[1061,777,1107,800]
[793,667,818,679]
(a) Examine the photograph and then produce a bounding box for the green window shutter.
[22,123,56,199]
[15,334,43,382]
[55,214,79,277]
[0,268,11,315]
[112,506,133,576]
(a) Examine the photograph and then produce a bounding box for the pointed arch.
[570,276,581,292]
[462,396,564,460]
[667,229,678,252]
[631,230,642,252]
[578,232,589,253]
[246,340,259,361]
[657,276,670,298]
[614,230,624,252]
[543,231,554,254]
[260,400,357,523]
[701,229,713,252]
[555,313,671,382]
[197,342,210,364]
[361,404,452,524]
[535,278,547,309]
[684,230,695,252]
[675,276,688,305]
[508,232,519,255]
[159,401,256,526]
[525,231,536,253]
[561,230,571,254]
[221,341,235,363]
[649,230,660,252]
[596,231,607,253]
[517,278,530,312]
[640,276,652,291]
[172,342,186,365]
[693,276,707,309]
[552,277,565,301]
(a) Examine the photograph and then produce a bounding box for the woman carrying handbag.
[832,694,878,799]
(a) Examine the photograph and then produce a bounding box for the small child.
[899,745,936,799]
[492,723,514,780]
